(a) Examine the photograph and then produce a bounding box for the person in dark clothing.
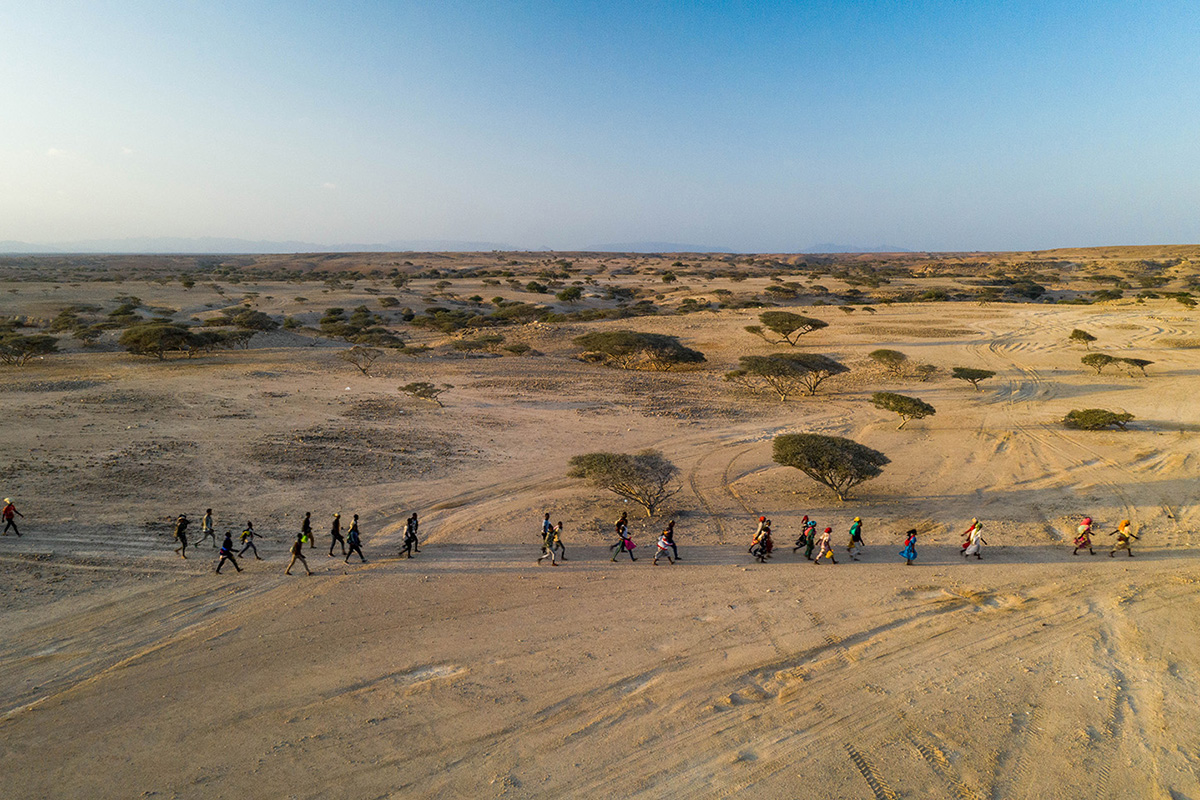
[663,520,679,561]
[2,498,23,537]
[610,512,636,561]
[345,514,366,563]
[238,521,262,560]
[216,531,242,574]
[197,508,216,548]
[286,532,312,575]
[329,513,345,557]
[301,511,313,549]
[173,513,190,559]
[401,513,420,558]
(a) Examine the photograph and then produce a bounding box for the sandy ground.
[2,287,1199,798]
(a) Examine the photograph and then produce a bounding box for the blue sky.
[2,1,1198,251]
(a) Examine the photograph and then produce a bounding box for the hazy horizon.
[3,2,1199,253]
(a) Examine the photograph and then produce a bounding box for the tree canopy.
[868,349,908,376]
[772,434,889,501]
[745,312,828,346]
[574,330,705,371]
[1068,329,1097,349]
[0,333,58,366]
[1063,409,1133,431]
[567,449,680,516]
[725,352,849,399]
[951,367,996,391]
[1081,353,1117,374]
[871,392,936,429]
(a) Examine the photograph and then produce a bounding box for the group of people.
[169,509,421,575]
[1073,517,1140,557]
[0,496,1151,570]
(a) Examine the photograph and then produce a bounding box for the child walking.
[173,513,190,559]
[847,517,865,560]
[345,514,366,563]
[653,527,675,565]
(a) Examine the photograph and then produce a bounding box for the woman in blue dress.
[899,528,918,565]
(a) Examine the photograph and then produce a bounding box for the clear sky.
[2,1,1199,252]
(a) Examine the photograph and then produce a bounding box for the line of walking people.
[171,509,421,575]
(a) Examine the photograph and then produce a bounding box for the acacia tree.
[1063,409,1133,430]
[567,449,680,516]
[744,311,828,346]
[871,392,936,429]
[951,366,996,391]
[725,353,848,399]
[1081,353,1116,375]
[0,334,58,366]
[119,323,199,360]
[339,345,383,376]
[574,330,705,371]
[869,349,908,377]
[1069,329,1097,349]
[401,381,452,407]
[772,433,889,501]
[1120,357,1153,376]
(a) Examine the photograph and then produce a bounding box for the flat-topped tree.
[401,381,452,407]
[1081,353,1116,374]
[726,353,849,399]
[1069,329,1097,349]
[1064,409,1133,430]
[0,333,58,366]
[567,449,680,516]
[951,367,996,391]
[869,349,908,377]
[574,330,705,371]
[871,392,936,429]
[745,311,828,346]
[772,433,889,501]
[1121,357,1153,376]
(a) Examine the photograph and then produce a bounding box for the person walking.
[328,513,346,557]
[663,520,679,561]
[552,520,567,561]
[750,520,774,563]
[653,528,675,565]
[1073,517,1095,556]
[960,518,979,553]
[963,521,987,560]
[239,521,262,560]
[301,511,313,549]
[610,512,636,561]
[900,529,918,565]
[401,513,420,558]
[2,498,23,537]
[1109,519,1139,557]
[216,531,242,574]
[847,517,865,560]
[537,518,559,566]
[173,513,190,559]
[813,527,837,564]
[196,508,216,548]
[793,515,810,553]
[285,533,312,576]
[345,514,366,563]
[804,520,818,561]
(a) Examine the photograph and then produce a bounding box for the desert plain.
[1,248,1199,799]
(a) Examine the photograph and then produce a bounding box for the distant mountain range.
[582,242,737,253]
[0,237,519,254]
[804,243,913,253]
[0,237,913,255]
